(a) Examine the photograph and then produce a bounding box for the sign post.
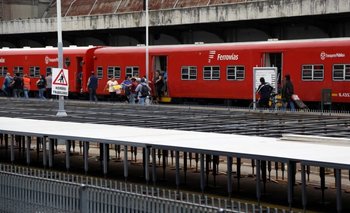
[52,68,69,96]
[253,67,278,110]
[56,0,67,117]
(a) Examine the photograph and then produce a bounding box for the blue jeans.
[89,88,97,102]
[23,88,29,99]
[138,96,146,105]
[282,101,295,111]
[39,88,46,99]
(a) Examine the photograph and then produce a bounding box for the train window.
[333,64,350,81]
[203,66,220,80]
[14,66,23,76]
[181,66,197,80]
[96,66,103,79]
[302,64,324,81]
[30,66,40,77]
[107,66,121,79]
[46,67,52,76]
[0,66,8,77]
[227,66,245,80]
[126,66,139,77]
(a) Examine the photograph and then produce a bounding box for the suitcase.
[291,94,308,109]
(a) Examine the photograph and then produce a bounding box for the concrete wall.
[1,0,50,20]
[0,0,349,34]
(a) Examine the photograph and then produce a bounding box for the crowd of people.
[87,69,166,105]
[256,74,296,111]
[1,70,297,110]
[1,72,52,100]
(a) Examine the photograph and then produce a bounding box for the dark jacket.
[88,75,98,90]
[282,81,294,102]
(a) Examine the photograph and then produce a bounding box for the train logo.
[45,56,59,64]
[208,50,216,63]
[320,51,345,60]
[208,50,239,63]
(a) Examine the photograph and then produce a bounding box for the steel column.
[124,145,128,181]
[175,151,180,189]
[66,140,70,170]
[83,141,89,173]
[200,153,205,193]
[227,156,233,197]
[26,136,31,165]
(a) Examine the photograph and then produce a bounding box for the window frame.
[96,66,103,79]
[0,66,8,77]
[301,64,324,81]
[107,66,121,79]
[332,64,350,81]
[125,66,139,78]
[226,65,245,80]
[14,66,24,76]
[203,66,220,80]
[29,66,41,78]
[181,66,197,80]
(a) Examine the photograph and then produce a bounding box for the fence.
[0,164,295,213]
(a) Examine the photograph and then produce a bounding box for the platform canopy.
[0,117,350,169]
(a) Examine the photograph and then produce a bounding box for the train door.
[76,57,83,93]
[152,55,168,96]
[263,53,282,90]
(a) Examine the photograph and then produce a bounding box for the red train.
[1,38,350,107]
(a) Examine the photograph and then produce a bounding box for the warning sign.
[52,68,69,96]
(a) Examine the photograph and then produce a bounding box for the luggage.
[291,94,308,109]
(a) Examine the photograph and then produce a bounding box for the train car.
[0,46,99,96]
[93,46,148,96]
[91,38,350,107]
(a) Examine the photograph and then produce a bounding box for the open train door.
[152,55,170,102]
[75,57,83,94]
[262,52,282,90]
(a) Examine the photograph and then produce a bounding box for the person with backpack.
[135,77,151,105]
[36,74,47,99]
[257,77,273,108]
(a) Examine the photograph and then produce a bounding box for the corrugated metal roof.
[149,0,177,10]
[210,0,247,5]
[175,0,209,8]
[117,0,143,13]
[46,0,253,17]
[90,0,121,15]
[66,0,96,16]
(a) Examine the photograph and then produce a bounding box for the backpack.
[36,79,44,88]
[140,84,149,97]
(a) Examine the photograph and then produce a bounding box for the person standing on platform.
[135,78,151,105]
[87,72,98,102]
[12,73,23,98]
[2,72,13,97]
[36,75,47,99]
[282,74,295,111]
[23,74,31,99]
[154,70,164,103]
[257,77,273,108]
[45,73,52,99]
[104,76,118,102]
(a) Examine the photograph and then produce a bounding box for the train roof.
[94,37,350,54]
[0,46,99,55]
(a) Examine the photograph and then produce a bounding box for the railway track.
[1,97,349,138]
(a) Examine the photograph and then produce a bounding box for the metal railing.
[0,164,295,213]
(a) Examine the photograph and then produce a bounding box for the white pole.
[145,0,149,85]
[56,0,67,117]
